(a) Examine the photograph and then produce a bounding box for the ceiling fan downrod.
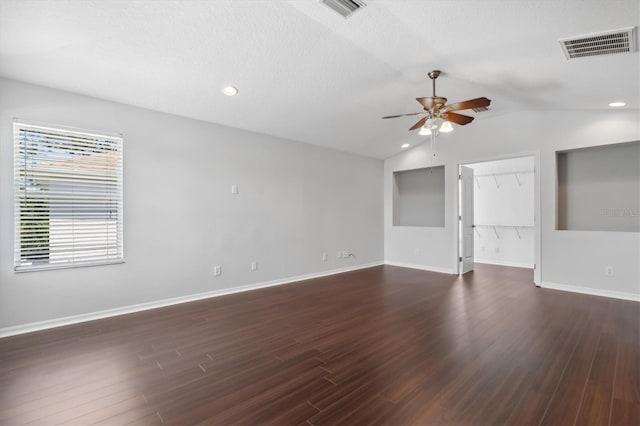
[428,70,440,97]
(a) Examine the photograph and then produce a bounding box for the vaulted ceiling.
[1,0,638,158]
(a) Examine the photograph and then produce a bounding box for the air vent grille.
[472,106,490,113]
[321,0,366,18]
[559,27,637,60]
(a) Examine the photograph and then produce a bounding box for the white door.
[460,166,474,274]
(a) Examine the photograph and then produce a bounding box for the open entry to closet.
[461,156,536,269]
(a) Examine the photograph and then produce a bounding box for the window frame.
[13,119,124,272]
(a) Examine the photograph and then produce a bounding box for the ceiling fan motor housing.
[432,97,447,109]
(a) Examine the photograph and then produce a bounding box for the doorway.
[457,155,539,283]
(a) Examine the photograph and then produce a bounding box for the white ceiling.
[1,0,638,159]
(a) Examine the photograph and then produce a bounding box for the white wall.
[0,78,384,330]
[467,157,535,268]
[384,109,640,299]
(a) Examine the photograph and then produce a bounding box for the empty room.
[0,1,639,425]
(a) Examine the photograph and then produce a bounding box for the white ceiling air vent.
[321,0,366,18]
[559,27,637,60]
[472,106,490,113]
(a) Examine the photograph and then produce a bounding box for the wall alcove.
[557,141,640,232]
[392,166,445,227]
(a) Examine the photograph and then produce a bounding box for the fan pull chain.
[430,131,436,172]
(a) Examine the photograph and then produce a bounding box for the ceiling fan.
[382,70,491,134]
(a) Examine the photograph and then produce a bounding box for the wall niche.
[556,141,639,232]
[393,166,445,227]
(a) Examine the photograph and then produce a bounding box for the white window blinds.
[14,121,123,271]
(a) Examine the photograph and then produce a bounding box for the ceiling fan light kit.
[424,118,439,130]
[418,126,432,136]
[439,121,454,133]
[418,117,452,136]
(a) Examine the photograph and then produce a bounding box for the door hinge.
[459,257,462,262]
[458,174,462,179]
[459,215,462,221]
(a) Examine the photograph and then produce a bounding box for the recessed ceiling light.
[222,86,238,96]
[401,143,410,149]
[609,101,626,107]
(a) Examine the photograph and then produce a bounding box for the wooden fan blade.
[382,112,425,119]
[409,116,428,131]
[416,97,437,110]
[444,97,491,112]
[443,112,474,125]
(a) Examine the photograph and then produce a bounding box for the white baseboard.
[475,259,534,269]
[540,281,640,302]
[384,260,456,275]
[0,261,384,338]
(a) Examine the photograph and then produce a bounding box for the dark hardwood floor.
[0,264,638,425]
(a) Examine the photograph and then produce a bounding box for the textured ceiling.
[0,0,638,159]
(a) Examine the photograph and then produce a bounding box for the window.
[14,121,123,271]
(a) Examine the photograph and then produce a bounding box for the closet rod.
[473,170,534,178]
[474,224,534,240]
[475,224,535,228]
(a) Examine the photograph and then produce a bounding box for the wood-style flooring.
[0,264,638,425]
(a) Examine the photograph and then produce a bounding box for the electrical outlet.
[231,185,238,195]
[214,265,222,276]
[251,261,258,271]
[337,251,342,259]
[342,250,349,258]
[322,253,328,262]
[605,266,614,277]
